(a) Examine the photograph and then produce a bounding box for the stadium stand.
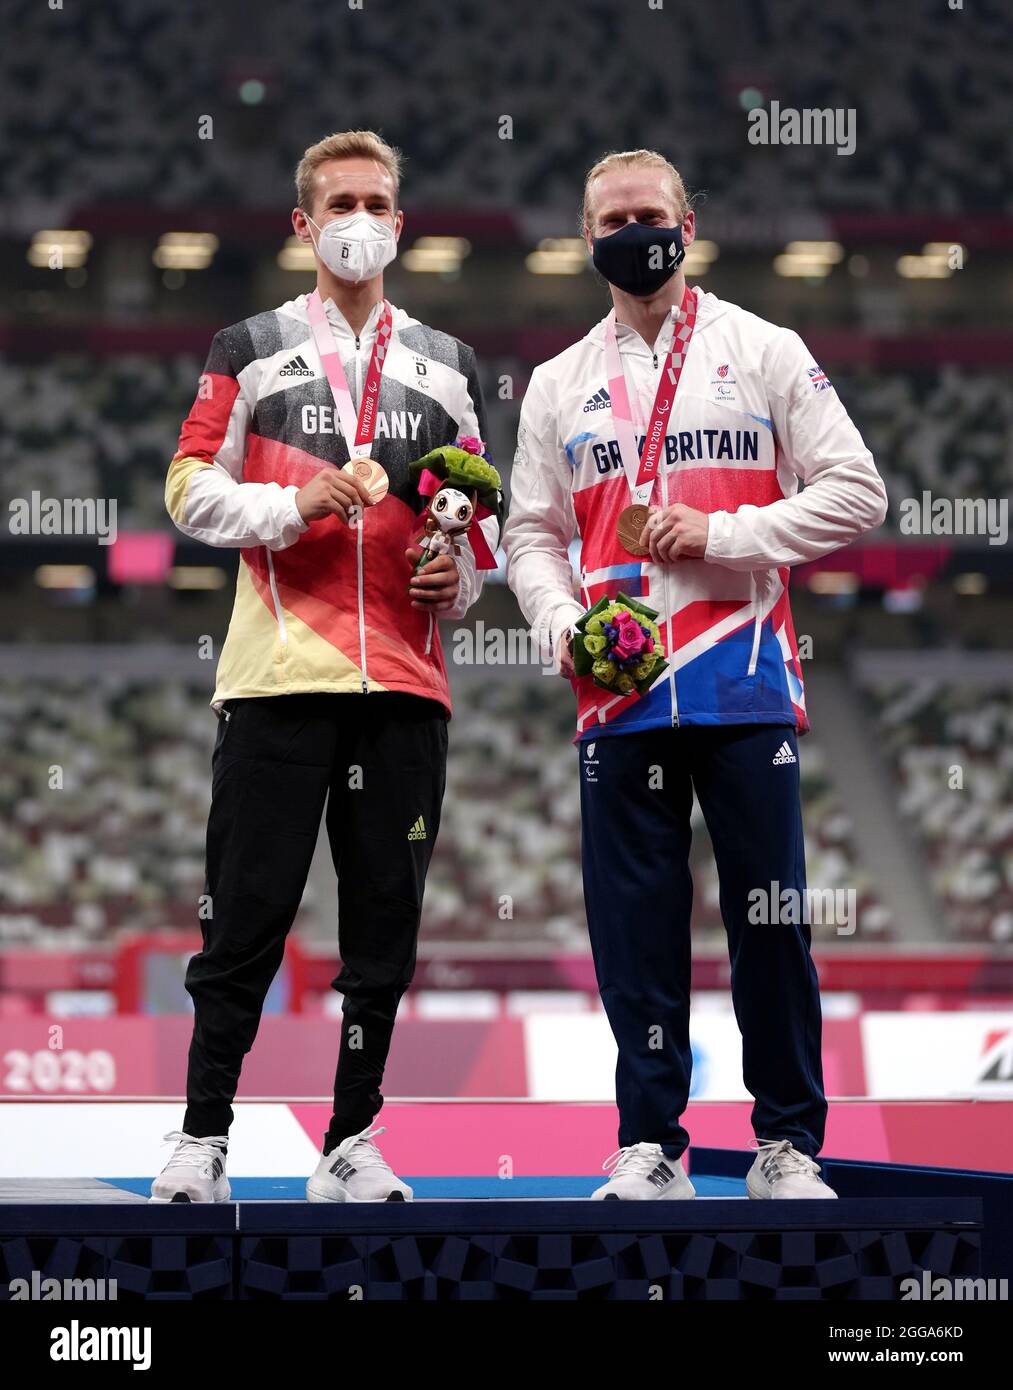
[430,678,892,947]
[0,672,889,949]
[0,677,217,943]
[4,0,1010,213]
[865,677,1013,945]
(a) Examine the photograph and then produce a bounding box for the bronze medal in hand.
[616,503,652,557]
[341,457,389,503]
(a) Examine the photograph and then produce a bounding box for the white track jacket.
[503,287,888,740]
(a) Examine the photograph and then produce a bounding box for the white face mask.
[306,210,398,283]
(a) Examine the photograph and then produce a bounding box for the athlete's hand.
[405,547,460,611]
[295,468,372,525]
[556,629,576,680]
[641,503,709,563]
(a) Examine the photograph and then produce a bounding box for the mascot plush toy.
[408,435,502,575]
[415,487,476,568]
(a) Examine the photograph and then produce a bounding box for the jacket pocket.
[265,550,288,650]
[212,700,236,766]
[747,572,765,677]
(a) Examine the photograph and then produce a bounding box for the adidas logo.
[279,354,315,378]
[646,1161,674,1190]
[582,388,611,413]
[407,815,427,841]
[772,740,797,766]
[328,1156,356,1181]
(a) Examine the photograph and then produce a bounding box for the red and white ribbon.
[603,284,697,508]
[306,289,393,459]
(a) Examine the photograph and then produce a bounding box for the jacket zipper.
[659,461,679,726]
[650,335,677,725]
[353,332,369,693]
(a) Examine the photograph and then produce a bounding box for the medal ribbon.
[306,288,393,459]
[603,285,697,507]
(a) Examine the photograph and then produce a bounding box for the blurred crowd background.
[1,0,1011,1033]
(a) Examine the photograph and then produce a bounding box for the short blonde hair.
[295,130,403,212]
[582,149,689,229]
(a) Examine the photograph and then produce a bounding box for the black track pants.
[182,692,447,1146]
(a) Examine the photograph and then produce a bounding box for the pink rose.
[457,435,484,456]
[612,610,647,660]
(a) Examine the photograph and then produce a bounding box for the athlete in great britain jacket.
[166,291,500,712]
[503,286,888,740]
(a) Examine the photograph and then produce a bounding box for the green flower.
[445,447,501,496]
[408,445,501,508]
[583,634,606,655]
[616,673,634,694]
[585,617,604,635]
[592,658,615,684]
[633,658,655,681]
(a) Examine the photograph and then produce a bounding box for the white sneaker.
[149,1131,230,1204]
[746,1139,838,1199]
[306,1124,413,1203]
[591,1143,696,1200]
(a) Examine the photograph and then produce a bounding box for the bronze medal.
[616,503,652,557]
[342,457,389,503]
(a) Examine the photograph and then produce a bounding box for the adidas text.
[280,355,315,377]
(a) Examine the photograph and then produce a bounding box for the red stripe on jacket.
[176,373,240,463]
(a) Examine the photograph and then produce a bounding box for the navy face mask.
[591,221,686,297]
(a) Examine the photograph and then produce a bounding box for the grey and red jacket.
[166,292,502,711]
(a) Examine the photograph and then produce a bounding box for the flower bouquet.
[408,436,501,512]
[408,436,502,572]
[572,592,668,696]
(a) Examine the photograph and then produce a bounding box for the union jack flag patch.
[807,365,831,392]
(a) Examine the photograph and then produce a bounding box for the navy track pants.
[578,722,827,1160]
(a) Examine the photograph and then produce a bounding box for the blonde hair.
[295,130,403,212]
[582,149,689,229]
